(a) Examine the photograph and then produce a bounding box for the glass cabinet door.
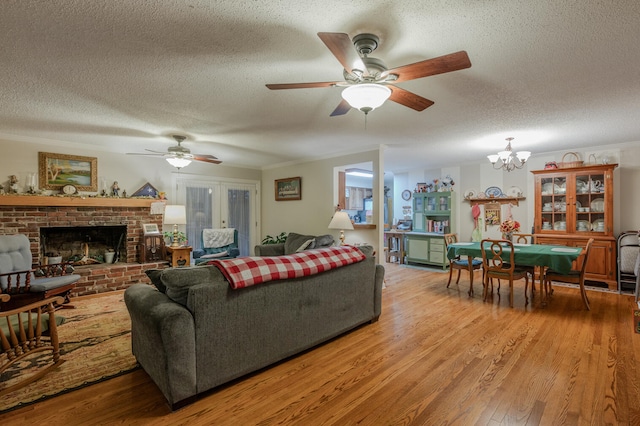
[540,173,568,233]
[575,170,606,234]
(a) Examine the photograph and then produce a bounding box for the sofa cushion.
[161,266,218,306]
[283,233,316,255]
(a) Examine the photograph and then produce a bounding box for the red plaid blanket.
[208,246,366,289]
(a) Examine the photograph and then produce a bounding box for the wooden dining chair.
[481,239,530,307]
[511,233,538,290]
[543,238,594,310]
[444,233,482,295]
[513,233,536,244]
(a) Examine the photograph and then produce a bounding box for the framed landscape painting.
[38,152,98,192]
[274,177,301,201]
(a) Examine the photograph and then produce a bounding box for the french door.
[175,177,259,256]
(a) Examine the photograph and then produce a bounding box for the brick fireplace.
[0,196,167,296]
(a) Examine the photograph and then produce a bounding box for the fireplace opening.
[40,225,127,265]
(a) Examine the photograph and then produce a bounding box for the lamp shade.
[328,211,354,231]
[166,157,192,168]
[163,205,187,225]
[341,83,391,112]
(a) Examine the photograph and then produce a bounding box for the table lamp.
[328,210,354,245]
[163,205,187,247]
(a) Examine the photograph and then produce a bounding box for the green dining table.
[446,241,583,296]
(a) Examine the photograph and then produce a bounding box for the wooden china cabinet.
[531,164,618,289]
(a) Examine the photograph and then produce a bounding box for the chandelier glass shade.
[166,157,192,169]
[341,83,391,113]
[487,137,531,172]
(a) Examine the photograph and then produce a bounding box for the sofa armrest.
[124,284,197,407]
[254,243,285,256]
[192,249,205,259]
[228,247,240,258]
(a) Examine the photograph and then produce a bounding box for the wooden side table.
[166,246,192,267]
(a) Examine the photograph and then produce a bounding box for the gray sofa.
[124,245,384,410]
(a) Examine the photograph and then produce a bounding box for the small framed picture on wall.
[274,177,301,201]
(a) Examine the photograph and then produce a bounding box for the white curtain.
[175,177,258,256]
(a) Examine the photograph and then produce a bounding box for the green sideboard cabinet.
[405,191,456,269]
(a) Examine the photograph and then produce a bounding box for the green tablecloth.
[447,242,582,274]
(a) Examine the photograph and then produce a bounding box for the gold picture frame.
[38,152,98,192]
[274,177,301,201]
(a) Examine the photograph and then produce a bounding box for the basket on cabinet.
[559,152,584,168]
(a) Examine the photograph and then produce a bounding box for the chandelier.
[487,137,531,172]
[341,83,391,115]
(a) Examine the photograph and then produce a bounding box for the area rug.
[0,290,138,413]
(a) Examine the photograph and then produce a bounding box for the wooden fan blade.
[193,154,222,164]
[317,32,369,76]
[126,152,165,157]
[388,86,435,111]
[330,99,352,117]
[382,51,471,83]
[266,82,341,90]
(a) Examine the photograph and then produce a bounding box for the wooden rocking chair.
[0,295,66,396]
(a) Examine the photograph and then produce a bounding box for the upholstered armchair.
[0,234,81,310]
[192,228,240,265]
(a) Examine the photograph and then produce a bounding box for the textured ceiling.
[1,1,639,172]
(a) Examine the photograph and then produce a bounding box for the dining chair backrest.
[481,239,516,273]
[443,233,458,248]
[578,238,595,275]
[513,233,536,244]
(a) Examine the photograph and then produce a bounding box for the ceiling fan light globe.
[166,157,192,168]
[341,84,391,111]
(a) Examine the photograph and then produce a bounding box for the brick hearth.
[0,196,168,296]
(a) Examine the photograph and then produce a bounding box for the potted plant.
[163,231,187,246]
[261,232,288,245]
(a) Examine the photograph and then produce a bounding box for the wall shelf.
[463,197,525,206]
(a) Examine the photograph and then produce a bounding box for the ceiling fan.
[266,32,471,116]
[127,135,221,169]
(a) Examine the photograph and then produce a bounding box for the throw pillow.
[284,232,316,255]
[145,269,166,293]
[296,238,316,252]
[314,234,335,248]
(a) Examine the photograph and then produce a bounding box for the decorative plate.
[484,186,503,198]
[553,221,567,230]
[577,220,590,231]
[463,189,477,199]
[401,189,412,201]
[506,186,522,197]
[590,198,605,212]
[541,182,554,195]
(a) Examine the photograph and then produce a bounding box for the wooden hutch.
[531,163,618,289]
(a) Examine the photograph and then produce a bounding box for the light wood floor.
[2,263,639,425]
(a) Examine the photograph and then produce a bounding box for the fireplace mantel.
[0,195,158,208]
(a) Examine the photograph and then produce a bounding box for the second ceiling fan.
[266,32,471,116]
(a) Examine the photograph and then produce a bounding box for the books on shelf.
[426,219,449,233]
